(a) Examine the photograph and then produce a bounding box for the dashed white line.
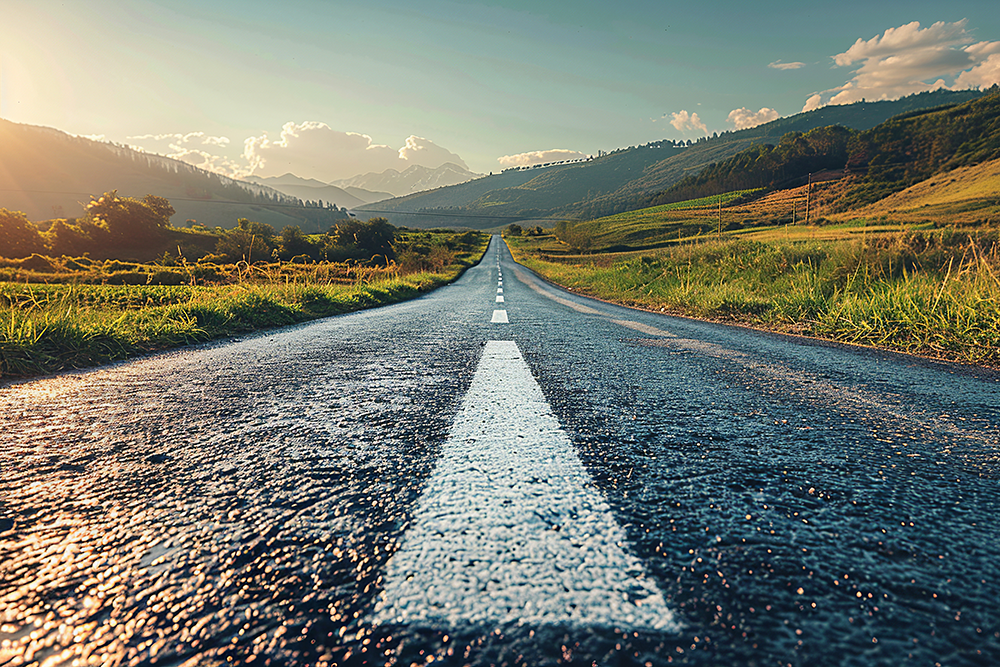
[373,341,677,631]
[496,295,505,303]
[491,310,509,323]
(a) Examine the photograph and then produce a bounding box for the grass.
[507,230,1000,366]
[1,233,490,380]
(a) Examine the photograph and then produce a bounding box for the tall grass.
[1,237,489,380]
[510,231,1000,365]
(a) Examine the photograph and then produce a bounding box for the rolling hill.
[243,174,387,208]
[0,119,349,232]
[361,89,990,229]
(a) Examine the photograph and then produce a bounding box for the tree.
[214,218,277,262]
[328,217,396,263]
[82,191,174,244]
[0,209,45,258]
[277,225,321,261]
[504,223,523,237]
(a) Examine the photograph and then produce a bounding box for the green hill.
[362,89,990,228]
[0,119,349,232]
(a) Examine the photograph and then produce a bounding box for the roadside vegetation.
[506,217,1000,367]
[0,196,488,379]
[503,92,1000,366]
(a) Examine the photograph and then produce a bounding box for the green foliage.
[504,223,523,237]
[0,209,45,258]
[214,218,277,262]
[649,126,854,206]
[327,217,396,264]
[277,225,322,261]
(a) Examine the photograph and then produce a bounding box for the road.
[2,235,999,666]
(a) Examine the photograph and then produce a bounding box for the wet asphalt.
[1,235,999,666]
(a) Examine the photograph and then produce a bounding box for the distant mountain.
[340,185,394,204]
[244,174,371,209]
[360,89,990,229]
[331,163,481,198]
[0,119,348,232]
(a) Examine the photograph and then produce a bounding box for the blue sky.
[3,0,999,180]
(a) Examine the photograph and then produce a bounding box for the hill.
[330,162,482,198]
[0,119,349,232]
[244,174,379,208]
[361,89,989,229]
[540,89,1000,255]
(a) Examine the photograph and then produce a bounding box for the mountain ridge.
[0,119,349,232]
[361,89,991,229]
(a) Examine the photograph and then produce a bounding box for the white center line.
[491,309,509,323]
[496,295,505,303]
[497,287,503,293]
[373,341,676,631]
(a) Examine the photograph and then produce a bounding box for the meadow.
[507,225,1000,366]
[1,230,489,379]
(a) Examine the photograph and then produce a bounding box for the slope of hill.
[541,90,1000,255]
[244,174,369,208]
[361,89,990,229]
[0,120,349,231]
[331,162,481,198]
[830,157,1000,225]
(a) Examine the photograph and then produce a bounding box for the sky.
[3,0,1000,181]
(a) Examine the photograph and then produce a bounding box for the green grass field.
[507,229,1000,366]
[1,232,490,380]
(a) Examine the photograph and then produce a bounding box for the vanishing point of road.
[2,236,999,666]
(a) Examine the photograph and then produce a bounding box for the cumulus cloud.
[128,131,230,146]
[802,94,823,113]
[668,110,708,134]
[496,149,588,168]
[803,20,1000,111]
[242,122,469,182]
[727,107,780,130]
[768,60,806,70]
[124,122,472,182]
[152,146,242,175]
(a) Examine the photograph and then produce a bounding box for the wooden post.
[718,194,722,240]
[805,173,812,225]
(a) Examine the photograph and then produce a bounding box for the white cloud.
[166,147,246,175]
[803,20,1000,111]
[802,94,823,113]
[125,123,471,182]
[727,107,780,130]
[768,60,806,70]
[496,149,588,168]
[398,135,469,169]
[242,122,469,181]
[668,110,708,134]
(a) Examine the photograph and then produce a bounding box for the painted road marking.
[373,341,677,631]
[497,287,503,293]
[611,319,676,338]
[491,310,509,323]
[496,295,504,303]
[512,266,602,315]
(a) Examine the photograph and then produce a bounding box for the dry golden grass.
[829,158,1000,225]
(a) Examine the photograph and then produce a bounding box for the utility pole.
[718,194,723,240]
[805,172,812,225]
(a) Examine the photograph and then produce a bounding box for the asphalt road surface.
[2,235,999,666]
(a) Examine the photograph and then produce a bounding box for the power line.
[0,188,580,221]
